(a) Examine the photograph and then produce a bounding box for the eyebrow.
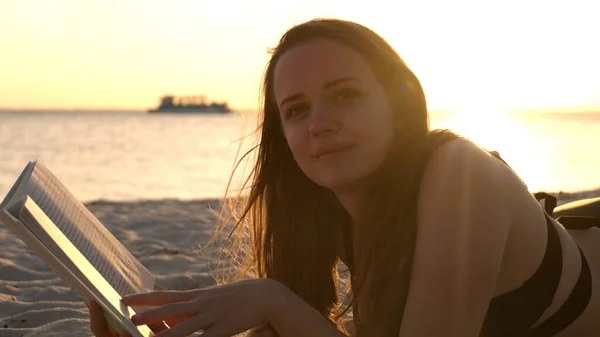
[279,76,360,108]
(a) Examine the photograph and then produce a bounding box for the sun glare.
[432,110,551,192]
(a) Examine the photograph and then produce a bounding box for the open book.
[0,161,155,337]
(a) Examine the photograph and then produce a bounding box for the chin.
[311,170,370,193]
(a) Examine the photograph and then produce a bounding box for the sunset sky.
[1,0,598,113]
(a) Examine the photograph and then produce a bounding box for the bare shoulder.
[425,137,508,176]
[401,138,526,336]
[420,137,530,213]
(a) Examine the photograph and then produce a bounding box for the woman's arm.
[267,283,348,337]
[398,139,520,337]
[246,324,278,337]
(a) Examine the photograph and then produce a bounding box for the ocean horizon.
[1,110,599,204]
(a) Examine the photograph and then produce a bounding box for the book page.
[14,197,153,337]
[6,161,155,296]
[0,162,33,209]
[1,206,93,305]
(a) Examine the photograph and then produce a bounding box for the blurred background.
[1,0,599,202]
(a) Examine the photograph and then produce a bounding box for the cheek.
[378,121,395,154]
[358,111,395,158]
[364,125,394,158]
[283,128,307,161]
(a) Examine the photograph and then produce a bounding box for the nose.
[308,104,339,137]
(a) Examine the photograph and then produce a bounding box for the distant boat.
[148,95,232,113]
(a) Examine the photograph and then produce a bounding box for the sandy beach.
[0,198,228,337]
[1,191,599,337]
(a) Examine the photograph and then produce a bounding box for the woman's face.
[273,39,395,193]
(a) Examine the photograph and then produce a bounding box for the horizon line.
[1,107,599,115]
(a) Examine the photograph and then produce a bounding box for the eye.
[285,102,310,119]
[332,88,362,103]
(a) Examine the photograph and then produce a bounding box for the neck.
[332,173,379,226]
[334,190,363,226]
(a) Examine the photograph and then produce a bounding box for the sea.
[1,110,599,203]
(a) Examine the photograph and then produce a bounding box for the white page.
[1,206,92,304]
[10,197,153,337]
[5,161,155,296]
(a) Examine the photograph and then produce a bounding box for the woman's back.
[334,134,600,336]
[424,137,599,336]
[565,226,600,335]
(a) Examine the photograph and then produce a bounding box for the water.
[430,111,600,196]
[0,111,253,202]
[1,110,599,203]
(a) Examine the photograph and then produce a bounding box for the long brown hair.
[213,18,453,336]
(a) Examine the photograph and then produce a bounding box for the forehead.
[273,39,373,96]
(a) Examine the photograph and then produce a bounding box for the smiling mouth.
[314,145,354,159]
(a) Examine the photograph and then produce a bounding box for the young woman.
[90,18,600,337]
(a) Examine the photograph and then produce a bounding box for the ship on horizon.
[148,95,232,113]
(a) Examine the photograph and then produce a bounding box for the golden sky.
[0,0,598,113]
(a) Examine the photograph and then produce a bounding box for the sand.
[0,198,229,337]
[1,191,599,337]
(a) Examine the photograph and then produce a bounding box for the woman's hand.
[89,300,131,337]
[122,278,286,337]
[89,299,186,337]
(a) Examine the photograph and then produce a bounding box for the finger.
[147,321,170,334]
[108,326,121,337]
[131,301,199,326]
[154,313,216,337]
[197,324,236,337]
[122,290,199,306]
[89,300,113,337]
[147,317,191,334]
[165,316,193,327]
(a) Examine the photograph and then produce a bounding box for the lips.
[312,144,354,158]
